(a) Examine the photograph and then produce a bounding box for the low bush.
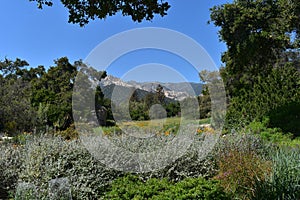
[96,125,219,181]
[247,118,300,147]
[0,143,23,198]
[103,174,231,200]
[214,133,272,199]
[215,149,272,199]
[19,135,123,199]
[141,148,218,182]
[54,124,78,140]
[15,131,220,199]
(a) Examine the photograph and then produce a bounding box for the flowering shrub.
[197,125,214,135]
[54,124,78,140]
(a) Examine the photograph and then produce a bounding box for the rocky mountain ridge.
[100,75,203,101]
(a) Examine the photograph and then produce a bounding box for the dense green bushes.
[103,175,230,200]
[246,118,300,147]
[268,102,300,137]
[225,65,300,135]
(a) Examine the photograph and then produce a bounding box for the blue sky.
[0,0,231,83]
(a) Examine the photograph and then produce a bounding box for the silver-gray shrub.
[215,133,270,157]
[21,132,219,194]
[18,135,122,199]
[8,129,220,199]
[0,142,23,198]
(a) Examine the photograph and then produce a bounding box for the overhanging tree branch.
[29,0,171,26]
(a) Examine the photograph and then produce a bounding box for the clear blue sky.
[0,0,231,83]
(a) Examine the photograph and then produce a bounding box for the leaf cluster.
[30,0,170,26]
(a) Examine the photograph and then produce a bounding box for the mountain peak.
[100,75,202,101]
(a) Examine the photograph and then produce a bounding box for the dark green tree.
[144,92,157,109]
[129,101,149,120]
[155,84,165,104]
[210,0,300,97]
[225,64,300,133]
[210,0,300,132]
[165,102,180,117]
[29,0,171,26]
[31,57,77,130]
[198,71,213,119]
[0,58,36,135]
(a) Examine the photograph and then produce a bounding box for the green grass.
[94,117,211,136]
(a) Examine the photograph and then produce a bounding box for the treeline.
[126,85,210,121]
[0,57,211,136]
[0,57,107,136]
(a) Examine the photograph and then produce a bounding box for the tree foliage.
[128,86,180,121]
[31,57,77,130]
[210,0,300,132]
[225,63,300,132]
[72,60,108,126]
[210,0,300,96]
[0,58,36,135]
[29,0,171,26]
[0,57,108,135]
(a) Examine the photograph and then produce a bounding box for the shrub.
[253,147,300,200]
[247,118,300,147]
[157,177,231,200]
[215,149,272,199]
[103,175,169,199]
[12,132,33,145]
[14,182,38,200]
[137,130,220,182]
[96,125,219,182]
[225,65,300,131]
[214,133,272,199]
[54,124,78,140]
[8,128,220,198]
[142,148,218,182]
[268,101,300,137]
[103,174,231,200]
[18,135,122,199]
[216,133,270,159]
[0,143,23,198]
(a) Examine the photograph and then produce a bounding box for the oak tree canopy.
[29,0,171,26]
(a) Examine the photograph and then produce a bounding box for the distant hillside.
[100,75,203,101]
[101,84,151,101]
